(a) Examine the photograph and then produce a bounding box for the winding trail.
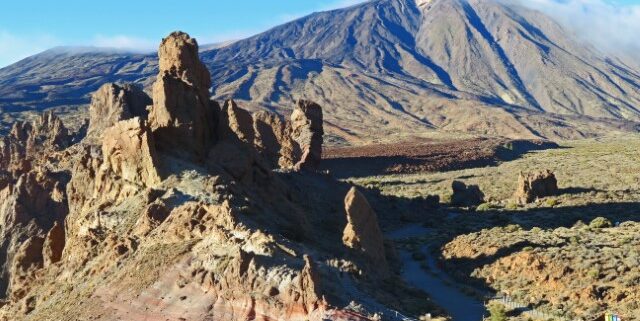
[388,225,488,321]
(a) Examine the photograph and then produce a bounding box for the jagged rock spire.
[149,31,215,160]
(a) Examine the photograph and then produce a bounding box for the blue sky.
[0,0,638,68]
[0,0,365,67]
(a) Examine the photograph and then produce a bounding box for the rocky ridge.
[0,32,438,320]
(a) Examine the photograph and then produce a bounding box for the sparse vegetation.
[488,302,507,321]
[589,217,612,229]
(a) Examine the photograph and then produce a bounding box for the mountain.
[1,0,640,142]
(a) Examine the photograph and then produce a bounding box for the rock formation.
[450,180,485,207]
[0,166,68,298]
[291,100,324,170]
[101,117,161,186]
[0,112,72,176]
[9,236,44,301]
[0,31,431,321]
[342,187,387,268]
[514,170,559,204]
[215,99,324,171]
[149,31,215,160]
[87,83,151,140]
[42,221,65,267]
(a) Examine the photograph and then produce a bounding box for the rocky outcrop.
[253,110,297,168]
[0,112,71,176]
[291,100,323,170]
[215,99,323,170]
[514,170,559,204]
[342,187,387,267]
[451,181,484,207]
[87,83,151,140]
[149,32,214,160]
[0,168,68,298]
[219,100,254,143]
[101,117,161,187]
[9,236,44,301]
[42,221,65,267]
[0,31,434,321]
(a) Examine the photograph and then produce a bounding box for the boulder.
[342,187,386,266]
[101,117,162,187]
[87,83,151,140]
[451,181,484,207]
[514,170,559,204]
[149,31,214,160]
[291,100,323,170]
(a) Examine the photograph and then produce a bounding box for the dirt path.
[388,225,488,321]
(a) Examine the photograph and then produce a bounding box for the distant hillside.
[1,0,639,143]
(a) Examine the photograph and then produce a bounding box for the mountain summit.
[1,0,639,141]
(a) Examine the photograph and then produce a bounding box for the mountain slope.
[1,0,639,142]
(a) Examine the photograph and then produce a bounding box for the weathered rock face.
[101,117,161,187]
[149,32,214,160]
[451,180,484,207]
[514,170,559,204]
[342,187,387,268]
[42,221,65,268]
[9,236,45,301]
[0,168,68,298]
[252,110,296,169]
[87,83,151,140]
[291,100,323,170]
[218,100,255,143]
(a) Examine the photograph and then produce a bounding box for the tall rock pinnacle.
[149,31,214,160]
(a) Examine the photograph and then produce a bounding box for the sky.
[0,0,365,68]
[0,0,638,68]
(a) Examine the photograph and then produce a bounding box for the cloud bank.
[0,31,60,68]
[514,0,640,60]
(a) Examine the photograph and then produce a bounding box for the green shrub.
[504,203,519,211]
[504,224,522,233]
[589,217,612,229]
[544,198,558,207]
[476,203,494,211]
[488,302,507,321]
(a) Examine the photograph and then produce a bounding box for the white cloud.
[514,0,640,59]
[91,35,156,52]
[0,30,59,68]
